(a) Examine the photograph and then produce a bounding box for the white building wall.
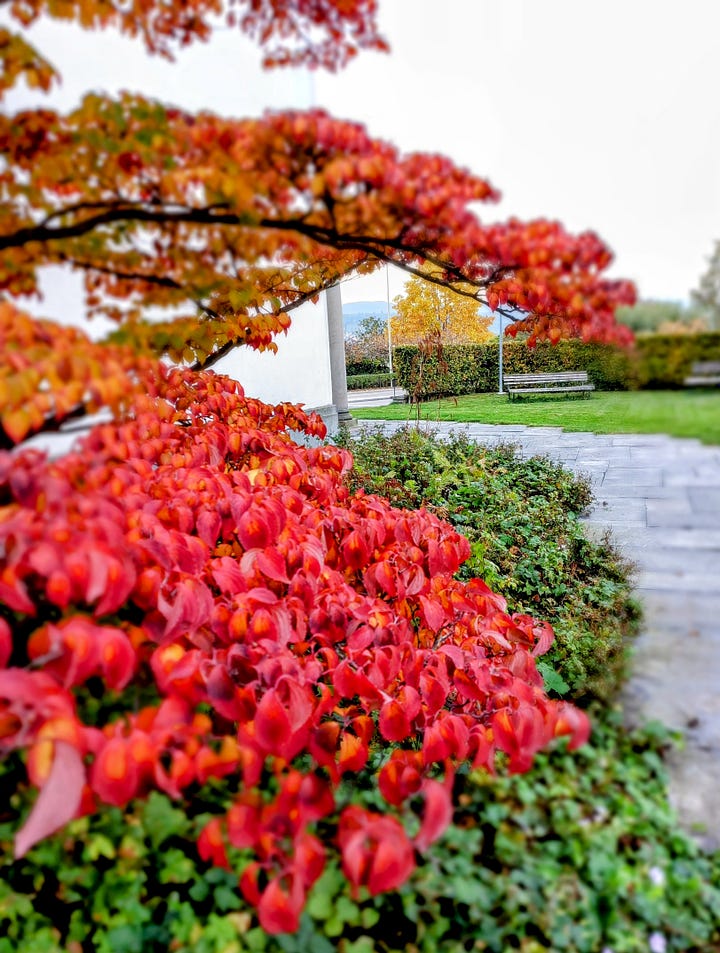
[213,298,334,411]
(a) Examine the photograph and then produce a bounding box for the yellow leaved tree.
[392,267,495,346]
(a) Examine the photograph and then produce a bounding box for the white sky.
[317,0,720,305]
[8,1,720,310]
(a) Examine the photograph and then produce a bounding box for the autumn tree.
[392,268,494,346]
[345,314,389,375]
[1,0,631,938]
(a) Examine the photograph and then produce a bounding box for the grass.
[352,389,720,445]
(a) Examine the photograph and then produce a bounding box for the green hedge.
[635,332,720,387]
[346,358,387,376]
[393,333,720,397]
[393,340,634,397]
[346,372,394,389]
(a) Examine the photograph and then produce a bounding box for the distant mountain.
[342,300,394,337]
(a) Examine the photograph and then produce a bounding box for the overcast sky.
[10,1,720,310]
[317,0,720,305]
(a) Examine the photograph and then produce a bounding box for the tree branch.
[2,201,523,311]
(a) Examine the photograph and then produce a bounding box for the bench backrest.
[504,372,589,385]
[691,361,720,374]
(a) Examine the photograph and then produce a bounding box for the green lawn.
[352,390,720,445]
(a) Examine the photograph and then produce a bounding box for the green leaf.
[142,792,189,848]
[536,660,570,695]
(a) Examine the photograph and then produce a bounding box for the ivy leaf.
[536,661,570,696]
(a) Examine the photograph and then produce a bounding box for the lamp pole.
[497,313,504,395]
[386,264,395,398]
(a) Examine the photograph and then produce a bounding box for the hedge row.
[346,371,394,389]
[392,333,720,397]
[346,358,388,377]
[636,332,720,387]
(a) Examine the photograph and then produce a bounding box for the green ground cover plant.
[3,427,718,952]
[352,391,720,445]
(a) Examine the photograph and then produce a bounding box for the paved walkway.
[359,420,720,850]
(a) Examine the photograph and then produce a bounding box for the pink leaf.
[197,509,222,546]
[415,777,453,851]
[15,741,85,858]
[255,548,290,583]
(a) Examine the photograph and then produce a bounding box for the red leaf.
[197,817,229,869]
[368,833,414,894]
[253,689,291,754]
[210,556,247,594]
[257,877,303,935]
[197,509,222,546]
[419,595,445,632]
[378,698,411,743]
[553,702,591,750]
[531,620,555,658]
[15,741,84,858]
[415,777,453,851]
[339,808,415,896]
[0,617,11,668]
[337,731,368,774]
[0,568,36,615]
[255,548,290,583]
[90,738,139,805]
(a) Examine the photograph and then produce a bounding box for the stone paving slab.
[601,467,665,486]
[622,546,720,574]
[603,526,720,551]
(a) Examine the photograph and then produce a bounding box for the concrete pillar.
[326,283,354,427]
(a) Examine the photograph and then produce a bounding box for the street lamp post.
[386,264,396,398]
[497,314,504,395]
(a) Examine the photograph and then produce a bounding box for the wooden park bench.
[503,371,595,400]
[683,361,720,387]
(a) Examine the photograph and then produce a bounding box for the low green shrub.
[337,426,640,702]
[377,712,720,953]
[346,371,393,389]
[345,358,387,377]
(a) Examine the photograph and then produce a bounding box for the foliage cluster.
[391,268,494,346]
[635,332,720,387]
[393,333,720,397]
[337,427,639,702]
[3,425,718,953]
[3,715,720,953]
[346,360,387,377]
[0,0,676,949]
[1,310,595,935]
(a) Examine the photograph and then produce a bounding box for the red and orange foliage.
[1,0,628,935]
[1,306,589,932]
[1,101,635,373]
